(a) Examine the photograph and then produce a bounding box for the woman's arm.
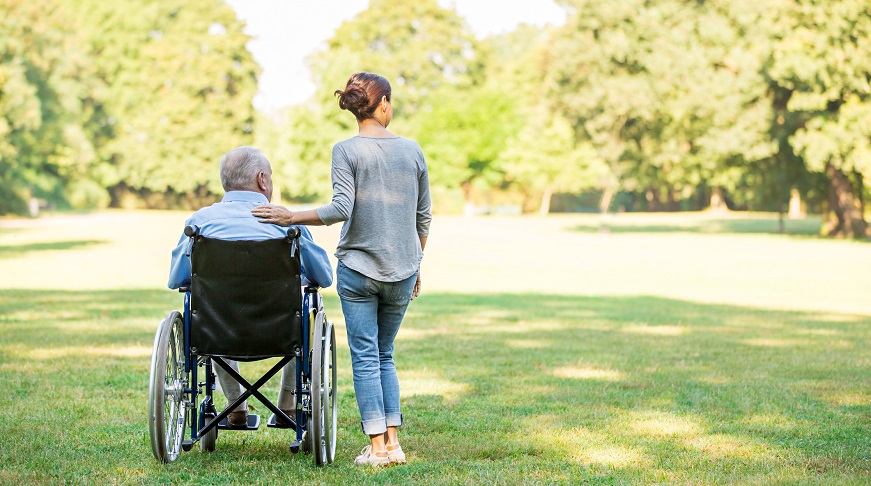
[253,144,354,227]
[412,235,427,299]
[251,205,324,226]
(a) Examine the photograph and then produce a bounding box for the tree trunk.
[539,186,553,215]
[666,186,679,211]
[461,180,475,217]
[600,186,614,213]
[709,186,726,212]
[645,187,658,211]
[825,162,868,238]
[788,188,804,219]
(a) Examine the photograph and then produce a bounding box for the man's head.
[219,146,273,201]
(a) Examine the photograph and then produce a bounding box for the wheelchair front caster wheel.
[182,441,193,452]
[200,415,217,452]
[289,441,301,454]
[301,418,312,454]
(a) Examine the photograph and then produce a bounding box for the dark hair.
[334,72,391,122]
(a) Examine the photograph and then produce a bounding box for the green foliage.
[0,0,102,213]
[67,0,259,198]
[545,0,777,208]
[768,0,871,177]
[414,85,520,192]
[499,115,604,212]
[764,0,871,236]
[309,0,481,119]
[273,0,485,203]
[0,0,258,213]
[2,0,870,230]
[255,105,347,202]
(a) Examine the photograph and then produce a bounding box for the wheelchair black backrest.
[189,228,303,360]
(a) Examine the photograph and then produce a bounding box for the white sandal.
[354,445,389,467]
[386,443,406,464]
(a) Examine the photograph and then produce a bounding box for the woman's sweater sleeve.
[416,148,432,237]
[316,144,355,226]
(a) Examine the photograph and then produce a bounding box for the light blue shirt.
[168,191,333,290]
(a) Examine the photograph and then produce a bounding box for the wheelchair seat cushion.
[190,236,303,360]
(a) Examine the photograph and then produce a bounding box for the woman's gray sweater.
[316,136,431,282]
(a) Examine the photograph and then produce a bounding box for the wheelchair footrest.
[266,413,295,429]
[217,414,260,431]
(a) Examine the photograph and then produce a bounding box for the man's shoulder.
[185,200,238,225]
[186,202,279,239]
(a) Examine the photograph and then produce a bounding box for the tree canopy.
[0,0,868,238]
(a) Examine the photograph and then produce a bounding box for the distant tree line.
[1,0,869,238]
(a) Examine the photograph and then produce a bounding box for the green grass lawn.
[1,210,870,484]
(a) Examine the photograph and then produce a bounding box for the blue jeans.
[337,261,417,435]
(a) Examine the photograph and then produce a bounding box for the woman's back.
[317,135,431,282]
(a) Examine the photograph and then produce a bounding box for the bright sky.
[225,0,566,112]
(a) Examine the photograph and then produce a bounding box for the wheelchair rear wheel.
[311,315,337,465]
[148,311,188,463]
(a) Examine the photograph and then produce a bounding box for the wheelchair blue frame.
[149,228,337,465]
[179,287,323,451]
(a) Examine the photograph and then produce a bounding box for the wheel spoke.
[149,312,188,463]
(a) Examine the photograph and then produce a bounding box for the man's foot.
[386,443,406,464]
[227,410,248,428]
[354,445,389,467]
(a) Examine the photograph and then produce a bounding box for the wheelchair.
[148,226,337,465]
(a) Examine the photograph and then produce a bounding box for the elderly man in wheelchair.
[149,146,338,465]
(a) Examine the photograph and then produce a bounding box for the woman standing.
[252,72,431,467]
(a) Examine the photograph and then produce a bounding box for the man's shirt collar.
[221,191,269,204]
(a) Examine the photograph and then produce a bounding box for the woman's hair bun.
[335,86,368,112]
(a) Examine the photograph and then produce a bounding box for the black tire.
[301,416,313,454]
[200,414,217,452]
[148,311,188,463]
[311,315,337,465]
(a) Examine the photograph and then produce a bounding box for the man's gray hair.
[220,146,271,192]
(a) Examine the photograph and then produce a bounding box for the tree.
[254,104,340,202]
[544,0,778,213]
[67,0,259,207]
[766,0,871,238]
[307,0,481,122]
[420,24,571,214]
[499,115,603,214]
[294,0,485,208]
[413,85,520,214]
[0,0,108,214]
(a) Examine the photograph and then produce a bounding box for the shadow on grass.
[570,215,824,236]
[0,240,107,258]
[1,289,870,482]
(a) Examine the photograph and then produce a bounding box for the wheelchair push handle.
[184,225,298,240]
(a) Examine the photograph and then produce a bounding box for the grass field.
[1,210,870,484]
